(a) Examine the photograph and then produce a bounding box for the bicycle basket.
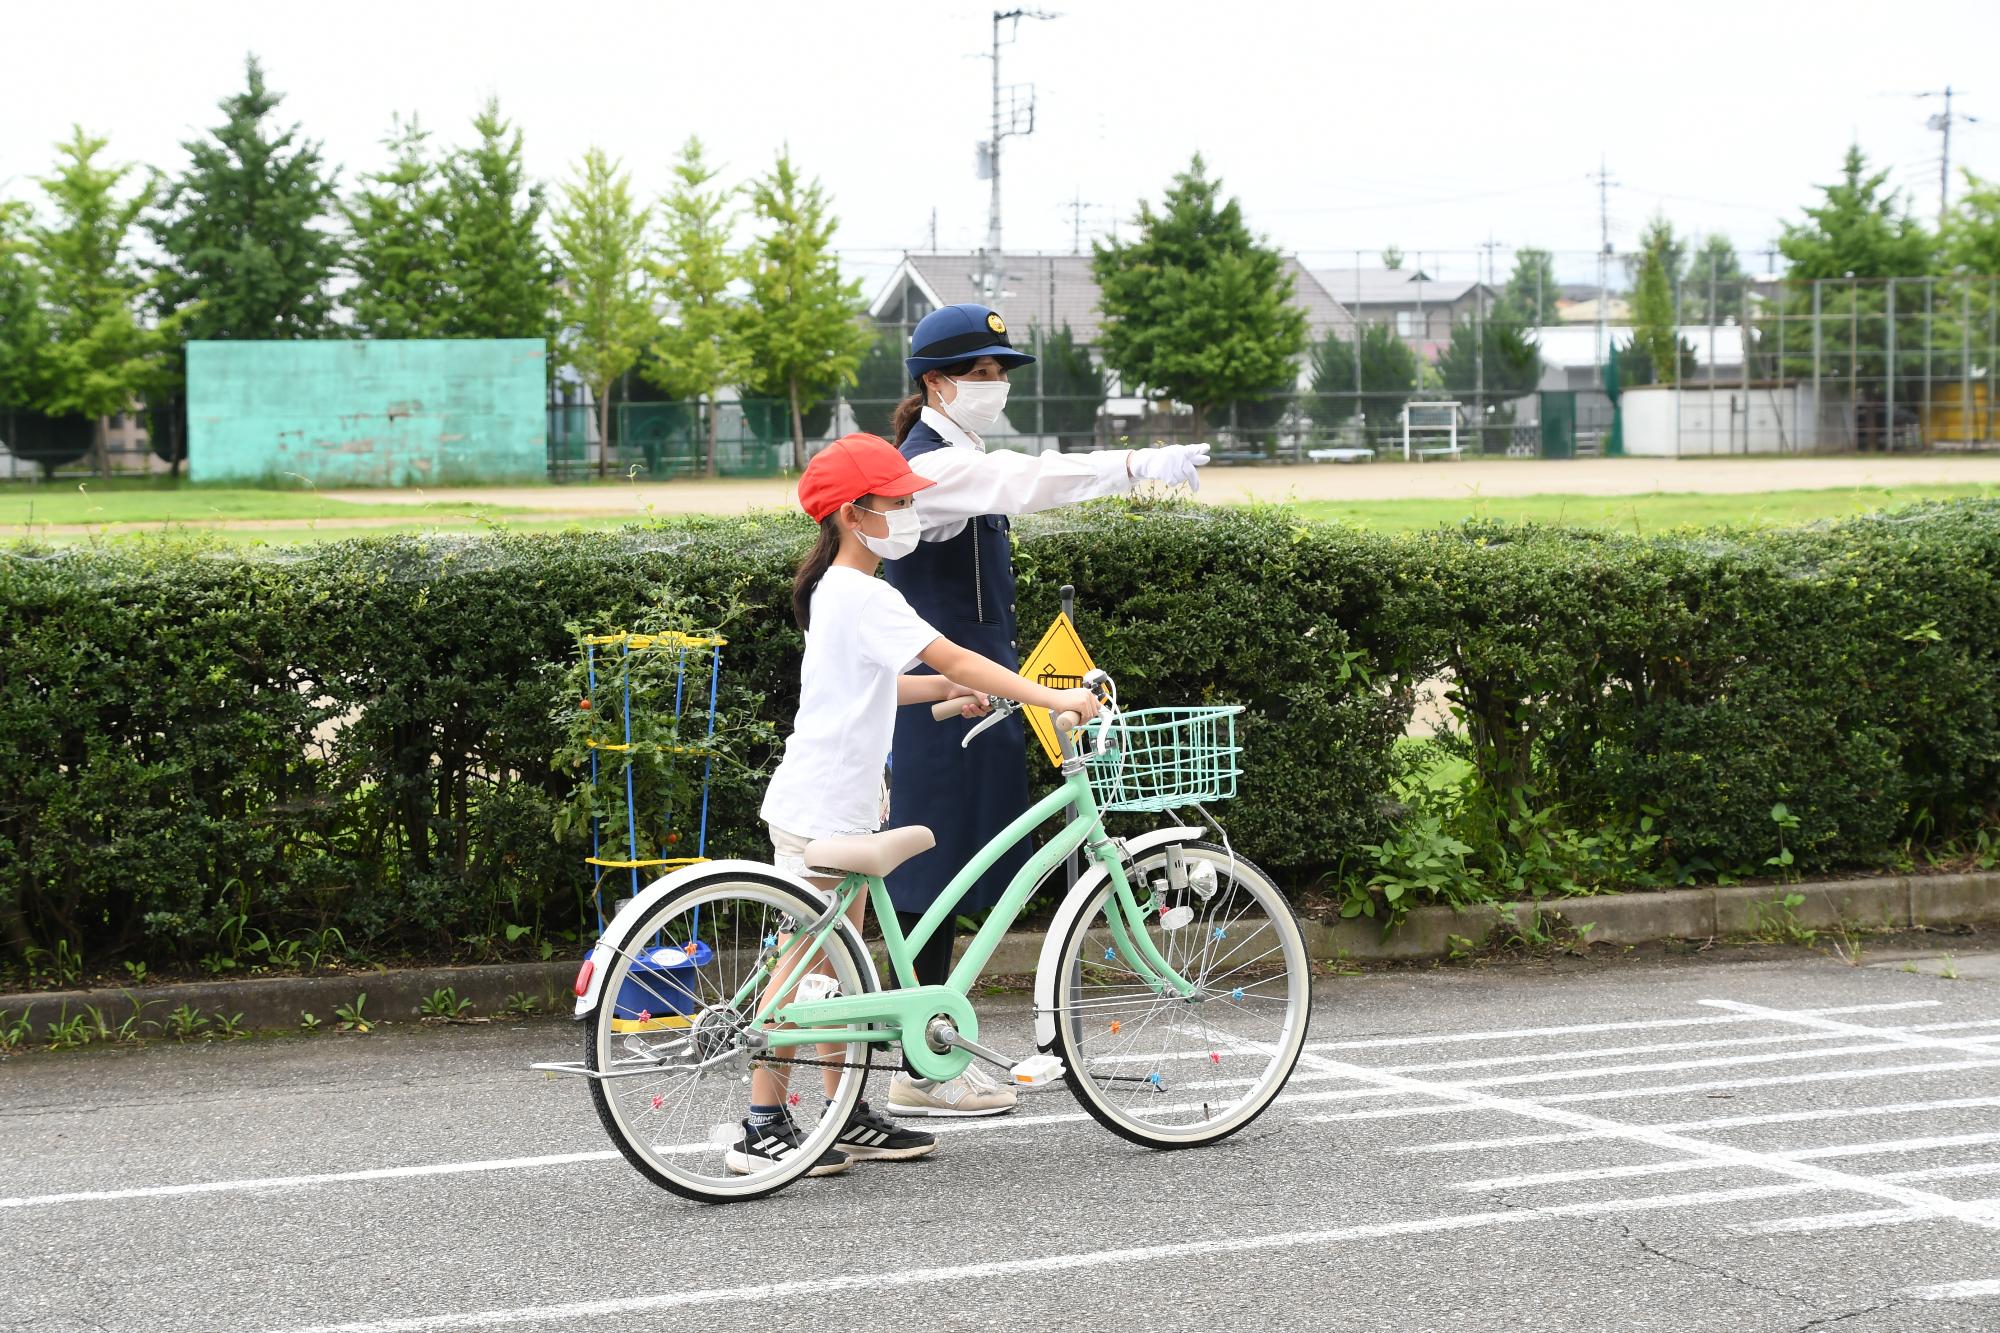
[1083,705,1244,813]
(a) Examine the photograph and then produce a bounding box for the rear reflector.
[574,958,595,997]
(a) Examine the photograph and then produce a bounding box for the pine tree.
[32,129,179,444]
[848,332,908,437]
[438,99,553,340]
[1027,323,1107,444]
[344,114,451,339]
[740,148,868,468]
[1629,216,1683,385]
[551,147,653,475]
[1437,316,1541,400]
[1091,154,1307,438]
[1309,323,1418,432]
[1781,145,1934,280]
[0,201,49,416]
[1498,248,1558,326]
[642,137,748,477]
[147,55,345,340]
[1686,233,1748,324]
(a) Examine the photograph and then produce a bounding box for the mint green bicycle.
[546,669,1311,1202]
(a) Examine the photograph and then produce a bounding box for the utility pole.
[1589,158,1616,376]
[928,207,938,253]
[1064,188,1096,255]
[1919,87,1977,227]
[1477,238,1503,447]
[979,8,1057,301]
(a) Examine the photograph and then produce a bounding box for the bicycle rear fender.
[572,859,878,1019]
[1031,827,1202,1049]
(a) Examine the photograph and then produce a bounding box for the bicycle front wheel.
[1048,839,1310,1149]
[585,871,874,1203]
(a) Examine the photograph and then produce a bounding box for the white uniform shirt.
[908,406,1134,540]
[759,566,944,839]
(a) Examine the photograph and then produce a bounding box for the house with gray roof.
[869,252,1355,361]
[1308,266,1498,360]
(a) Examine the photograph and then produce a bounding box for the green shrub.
[4,498,1999,973]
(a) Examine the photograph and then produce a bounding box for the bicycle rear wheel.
[585,871,874,1203]
[1048,839,1310,1148]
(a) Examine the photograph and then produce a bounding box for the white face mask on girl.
[855,505,922,560]
[942,377,1010,435]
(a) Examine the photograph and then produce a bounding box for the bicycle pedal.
[1010,1053,1066,1088]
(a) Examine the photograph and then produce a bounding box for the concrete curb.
[5,873,1996,1034]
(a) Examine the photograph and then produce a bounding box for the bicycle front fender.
[1031,827,1205,1049]
[572,859,879,1019]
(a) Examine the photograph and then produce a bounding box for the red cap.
[797,433,935,522]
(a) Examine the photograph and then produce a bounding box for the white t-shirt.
[759,565,943,840]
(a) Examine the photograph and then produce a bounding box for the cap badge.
[986,312,1006,334]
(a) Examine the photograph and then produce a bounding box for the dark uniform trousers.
[883,421,1033,989]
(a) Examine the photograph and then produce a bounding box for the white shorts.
[768,821,876,881]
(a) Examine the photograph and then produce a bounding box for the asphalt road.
[6,944,2000,1332]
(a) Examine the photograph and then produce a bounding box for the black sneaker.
[836,1099,939,1162]
[725,1113,851,1177]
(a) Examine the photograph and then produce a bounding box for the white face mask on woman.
[941,377,1010,436]
[855,504,922,560]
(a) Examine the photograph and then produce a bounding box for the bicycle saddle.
[802,825,936,878]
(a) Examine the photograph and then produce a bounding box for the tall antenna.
[1918,87,1977,227]
[1589,157,1617,372]
[979,8,1058,301]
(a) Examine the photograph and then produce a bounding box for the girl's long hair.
[890,359,979,444]
[792,514,843,631]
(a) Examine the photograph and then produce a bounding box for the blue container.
[609,940,713,1032]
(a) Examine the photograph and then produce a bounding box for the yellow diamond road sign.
[1020,612,1095,766]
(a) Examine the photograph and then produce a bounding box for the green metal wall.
[187,339,547,486]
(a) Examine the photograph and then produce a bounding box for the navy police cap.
[905,303,1037,378]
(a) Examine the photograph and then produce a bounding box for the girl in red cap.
[729,433,1101,1178]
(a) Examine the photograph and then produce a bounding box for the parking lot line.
[1284,1042,2000,1231]
[1740,1198,2000,1236]
[1402,1095,2000,1154]
[1701,999,2000,1056]
[1902,1279,2000,1301]
[1455,1131,2000,1191]
[1298,1000,1940,1053]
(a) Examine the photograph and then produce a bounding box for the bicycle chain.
[747,1052,907,1074]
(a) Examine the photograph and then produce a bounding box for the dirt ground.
[326,454,2000,517]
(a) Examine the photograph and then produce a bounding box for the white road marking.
[1281,1034,2000,1231]
[257,1165,2000,1332]
[6,1000,1986,1215]
[1455,1130,2000,1191]
[1401,1095,2000,1154]
[1700,999,2000,1057]
[1740,1197,2000,1236]
[1903,1279,2000,1300]
[0,1151,621,1210]
[1297,1057,2000,1127]
[1295,1001,1940,1053]
[1383,1019,2000,1077]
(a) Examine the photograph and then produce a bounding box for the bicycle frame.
[736,728,1200,1081]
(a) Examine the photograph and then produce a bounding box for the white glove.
[1129,442,1211,491]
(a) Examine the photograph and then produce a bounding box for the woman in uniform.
[880,302,1207,1117]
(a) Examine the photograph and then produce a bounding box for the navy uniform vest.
[882,420,1032,914]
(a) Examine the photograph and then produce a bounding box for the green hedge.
[4,500,1999,975]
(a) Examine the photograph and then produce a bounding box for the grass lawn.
[1288,483,2000,533]
[0,481,520,525]
[9,479,1999,544]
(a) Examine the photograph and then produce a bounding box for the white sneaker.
[886,1066,1018,1118]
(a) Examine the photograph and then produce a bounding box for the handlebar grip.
[1054,710,1082,732]
[932,698,971,721]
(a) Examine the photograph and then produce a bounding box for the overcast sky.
[4,0,1996,301]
